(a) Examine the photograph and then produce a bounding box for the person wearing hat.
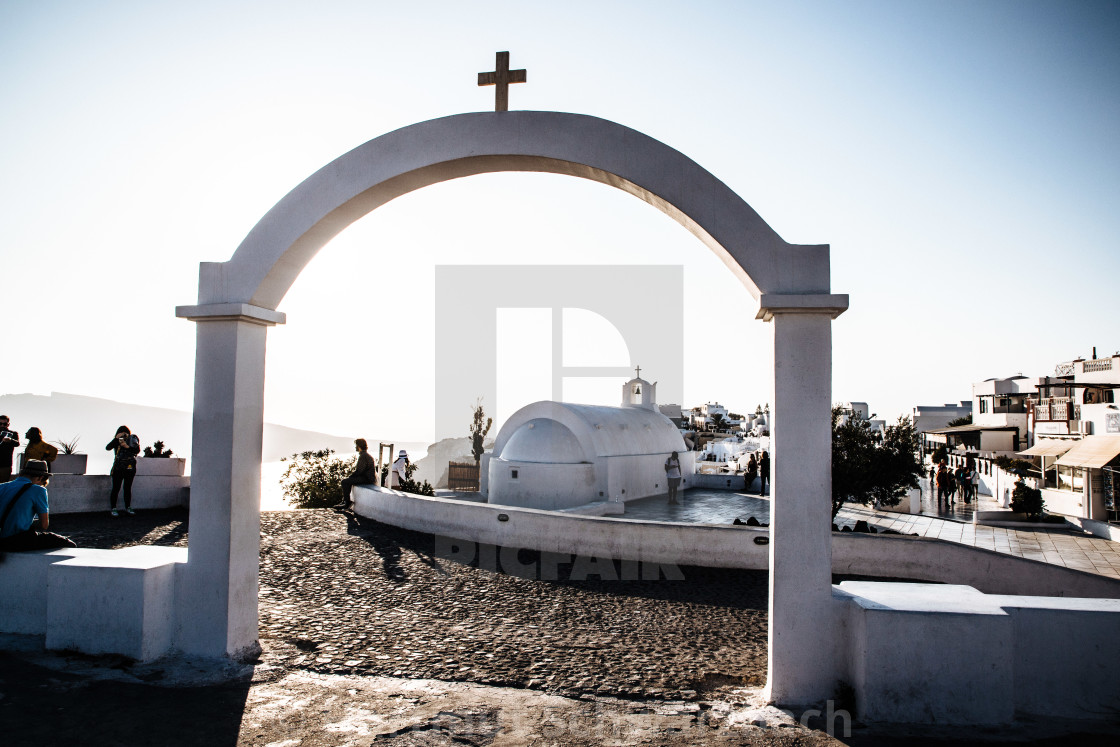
[334,438,378,510]
[0,415,19,483]
[0,459,76,551]
[22,427,58,468]
[391,449,410,490]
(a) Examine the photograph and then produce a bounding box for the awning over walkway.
[1055,435,1120,469]
[1019,439,1077,457]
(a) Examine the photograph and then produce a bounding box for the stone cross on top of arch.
[634,365,641,379]
[478,51,526,112]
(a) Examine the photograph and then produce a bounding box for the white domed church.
[484,371,694,511]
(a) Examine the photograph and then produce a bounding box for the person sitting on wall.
[0,415,19,483]
[335,438,378,510]
[0,459,76,552]
[22,427,58,469]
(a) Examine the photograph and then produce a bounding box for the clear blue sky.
[3,0,1118,445]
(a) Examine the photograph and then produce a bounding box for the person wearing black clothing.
[759,451,771,496]
[336,439,379,510]
[744,453,758,494]
[0,415,18,483]
[106,425,140,516]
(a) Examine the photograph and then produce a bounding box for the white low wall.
[356,487,1120,598]
[354,486,770,569]
[41,474,190,514]
[832,532,1120,599]
[1068,516,1120,542]
[689,472,749,491]
[836,582,1120,723]
[0,546,188,661]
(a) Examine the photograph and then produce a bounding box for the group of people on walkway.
[932,460,980,507]
[742,451,770,496]
[662,449,771,505]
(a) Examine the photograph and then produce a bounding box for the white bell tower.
[621,365,657,411]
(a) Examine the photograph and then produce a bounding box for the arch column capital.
[755,293,849,322]
[175,303,286,326]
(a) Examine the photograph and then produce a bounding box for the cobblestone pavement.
[67,507,770,702]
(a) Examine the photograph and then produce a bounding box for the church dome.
[500,418,588,464]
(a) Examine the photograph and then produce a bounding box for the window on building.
[1057,465,1083,493]
[980,399,989,414]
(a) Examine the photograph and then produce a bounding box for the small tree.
[710,413,726,432]
[947,414,973,427]
[993,454,1035,477]
[470,398,493,463]
[1010,480,1045,520]
[831,407,923,518]
[280,448,356,509]
[930,444,948,465]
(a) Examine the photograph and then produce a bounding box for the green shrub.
[143,440,174,458]
[994,455,1035,476]
[280,449,356,508]
[1010,481,1045,520]
[399,461,435,497]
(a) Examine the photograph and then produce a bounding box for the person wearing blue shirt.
[0,459,75,551]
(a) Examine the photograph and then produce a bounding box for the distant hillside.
[0,392,426,474]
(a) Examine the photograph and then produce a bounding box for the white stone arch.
[176,111,847,704]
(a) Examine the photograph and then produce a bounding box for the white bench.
[0,545,187,661]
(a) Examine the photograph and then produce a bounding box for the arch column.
[174,302,285,659]
[759,294,848,704]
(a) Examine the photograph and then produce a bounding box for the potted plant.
[52,436,88,475]
[137,440,186,476]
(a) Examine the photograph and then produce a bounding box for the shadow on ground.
[0,651,250,746]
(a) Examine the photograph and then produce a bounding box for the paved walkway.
[837,504,1120,579]
[619,487,1120,581]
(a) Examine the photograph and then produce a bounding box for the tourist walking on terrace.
[664,451,682,505]
[22,427,58,470]
[0,415,18,483]
[106,426,140,516]
[970,468,980,504]
[336,438,378,510]
[935,463,947,506]
[745,453,758,494]
[391,449,409,490]
[759,451,770,496]
[0,459,76,551]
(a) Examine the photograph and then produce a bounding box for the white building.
[923,376,1038,457]
[484,373,694,511]
[1021,352,1120,522]
[911,401,972,434]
